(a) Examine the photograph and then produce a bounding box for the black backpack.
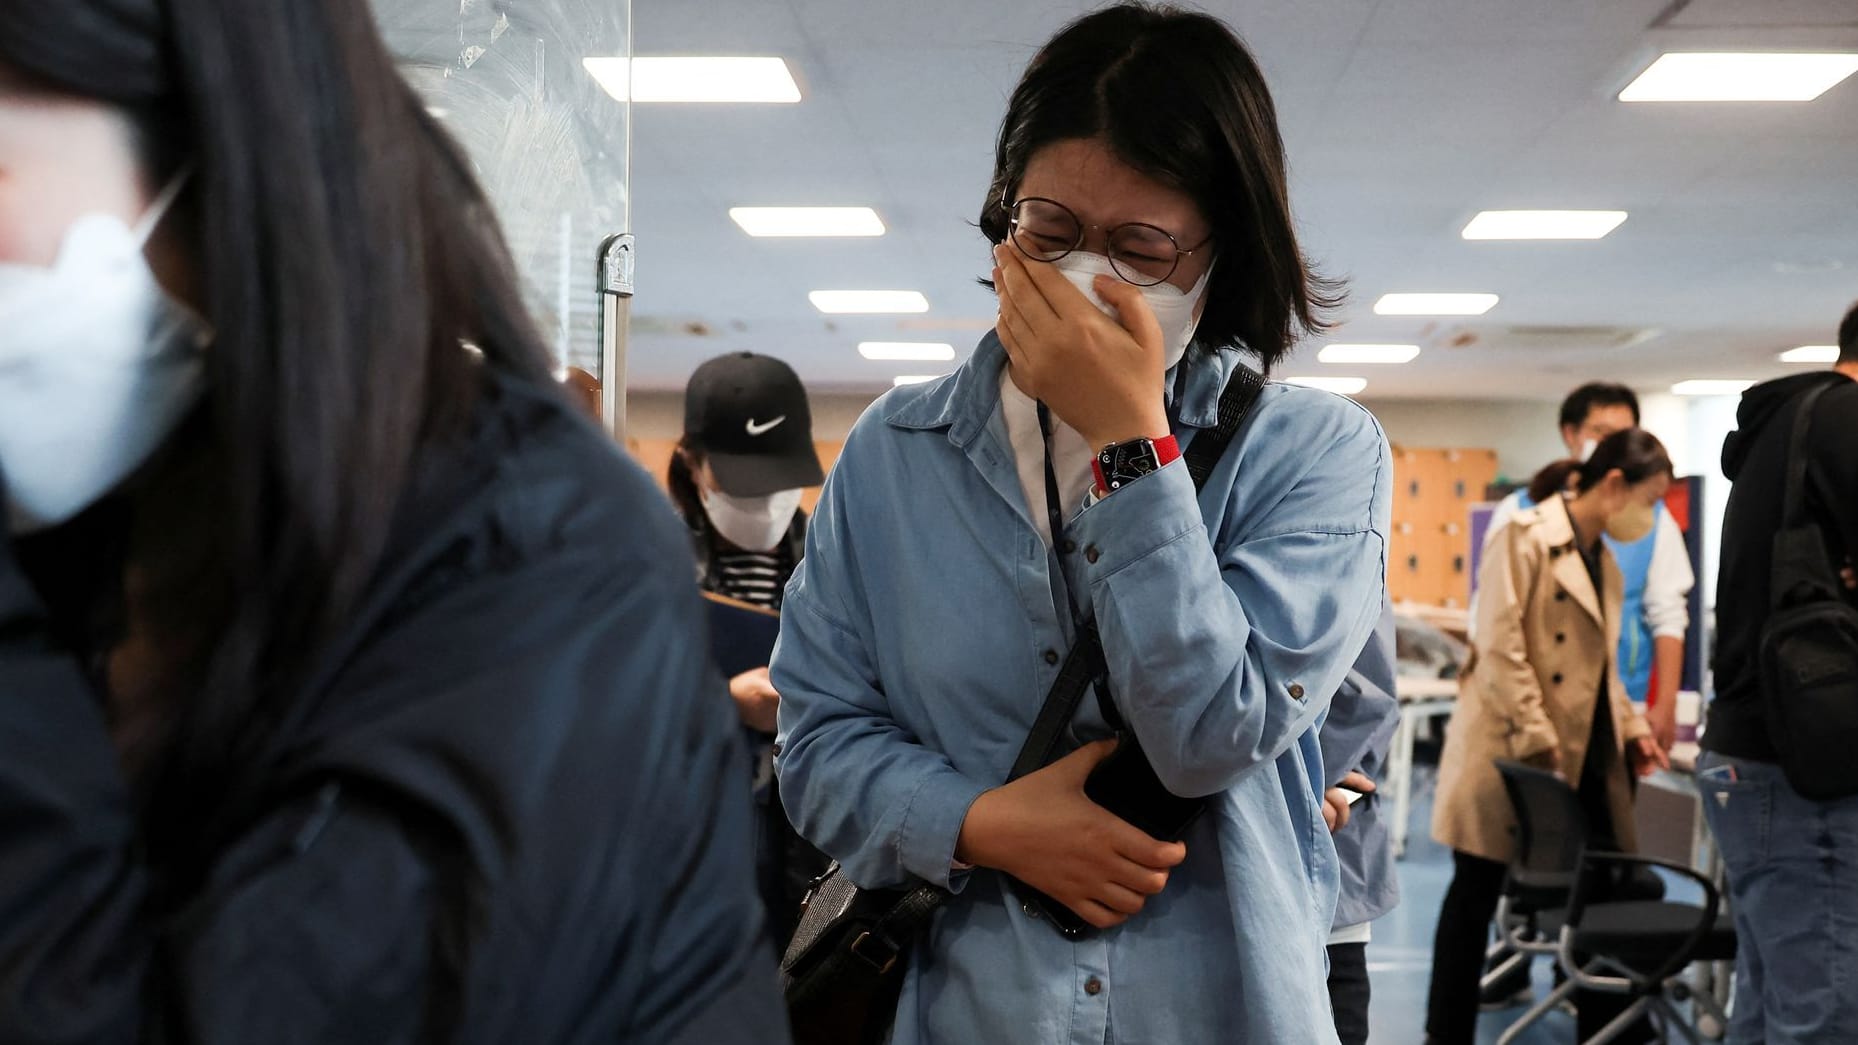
[1759,382,1858,799]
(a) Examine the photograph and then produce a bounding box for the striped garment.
[710,549,787,609]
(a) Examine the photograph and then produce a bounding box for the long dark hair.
[0,2,553,836]
[1528,428,1672,505]
[979,2,1340,369]
[667,437,705,530]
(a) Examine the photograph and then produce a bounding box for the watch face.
[1101,440,1160,490]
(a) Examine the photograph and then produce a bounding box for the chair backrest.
[1494,760,1590,901]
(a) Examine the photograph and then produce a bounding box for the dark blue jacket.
[0,370,786,1043]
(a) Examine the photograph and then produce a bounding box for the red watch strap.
[1091,434,1181,496]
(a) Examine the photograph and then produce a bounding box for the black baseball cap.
[684,352,824,497]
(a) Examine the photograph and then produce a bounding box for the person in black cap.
[668,351,827,944]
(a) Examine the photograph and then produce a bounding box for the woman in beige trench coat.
[1424,429,1676,1044]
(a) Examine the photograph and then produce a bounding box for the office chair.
[1492,761,1736,1045]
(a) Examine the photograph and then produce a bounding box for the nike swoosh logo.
[745,416,787,437]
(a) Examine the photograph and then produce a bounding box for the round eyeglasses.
[1003,196,1212,288]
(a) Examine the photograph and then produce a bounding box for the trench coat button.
[1061,539,1077,555]
[1085,546,1101,564]
[1552,672,1564,685]
[1555,591,1568,603]
[1043,649,1060,666]
[1085,976,1104,996]
[1555,632,1567,644]
[1289,683,1306,700]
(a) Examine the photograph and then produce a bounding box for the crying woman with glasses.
[771,4,1392,1042]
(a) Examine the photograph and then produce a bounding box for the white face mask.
[702,486,803,553]
[1050,252,1214,372]
[0,175,210,533]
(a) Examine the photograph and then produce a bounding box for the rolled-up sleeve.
[772,452,988,892]
[1066,397,1392,799]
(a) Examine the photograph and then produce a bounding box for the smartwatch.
[1092,434,1181,495]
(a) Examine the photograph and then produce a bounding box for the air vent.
[1429,325,1662,352]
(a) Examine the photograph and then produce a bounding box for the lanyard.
[1038,402,1123,730]
[1036,402,1085,631]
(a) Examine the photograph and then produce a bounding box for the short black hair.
[1558,382,1641,431]
[978,3,1340,371]
[1840,299,1857,365]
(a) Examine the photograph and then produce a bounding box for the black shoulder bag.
[1759,381,1858,799]
[779,368,1265,1044]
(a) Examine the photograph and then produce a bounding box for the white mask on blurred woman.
[1051,252,1214,371]
[702,487,803,552]
[0,176,210,533]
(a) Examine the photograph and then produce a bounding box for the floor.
[1365,762,1718,1044]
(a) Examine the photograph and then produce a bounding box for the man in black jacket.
[1697,299,1858,1044]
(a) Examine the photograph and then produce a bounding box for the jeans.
[1328,941,1371,1045]
[1698,751,1858,1045]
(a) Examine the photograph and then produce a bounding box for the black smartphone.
[1016,732,1206,938]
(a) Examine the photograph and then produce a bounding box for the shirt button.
[1043,649,1060,666]
[1552,672,1564,685]
[1085,976,1104,996]
[1555,632,1566,644]
[1085,546,1101,564]
[1289,683,1306,700]
[1061,539,1077,555]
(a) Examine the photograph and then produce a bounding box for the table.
[1389,675,1458,859]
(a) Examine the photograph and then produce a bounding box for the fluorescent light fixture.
[1286,376,1368,396]
[1780,345,1840,364]
[859,342,956,362]
[1620,52,1858,103]
[1318,344,1421,365]
[893,375,941,387]
[1462,210,1628,241]
[1373,293,1499,316]
[1672,379,1755,397]
[809,290,929,314]
[730,207,885,238]
[582,57,802,104]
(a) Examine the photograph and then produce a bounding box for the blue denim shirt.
[773,334,1391,1044]
[1322,600,1403,931]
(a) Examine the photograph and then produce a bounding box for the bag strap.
[851,366,1271,955]
[1007,365,1268,775]
[1771,382,1837,612]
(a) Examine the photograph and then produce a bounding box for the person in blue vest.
[1480,384,1693,750]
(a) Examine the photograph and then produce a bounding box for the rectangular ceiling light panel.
[1621,52,1858,102]
[1317,344,1421,364]
[859,342,956,361]
[1462,210,1628,240]
[1780,345,1839,364]
[731,207,885,237]
[1373,293,1499,316]
[584,57,802,103]
[810,291,930,314]
[1672,379,1756,396]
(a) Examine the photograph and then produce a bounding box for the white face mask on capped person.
[702,486,804,553]
[0,174,211,534]
[1050,251,1214,372]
